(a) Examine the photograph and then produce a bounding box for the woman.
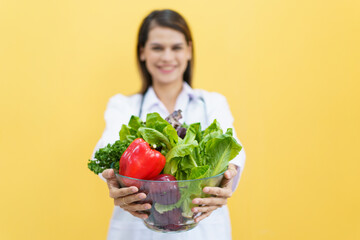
[94,9,246,240]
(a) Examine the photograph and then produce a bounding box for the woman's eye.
[173,47,182,50]
[152,47,163,51]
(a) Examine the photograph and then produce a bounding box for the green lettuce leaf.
[162,125,179,147]
[145,112,171,133]
[204,134,242,176]
[138,127,172,150]
[189,165,210,180]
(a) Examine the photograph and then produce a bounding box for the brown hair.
[136,9,194,94]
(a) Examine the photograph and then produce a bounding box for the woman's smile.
[157,65,177,74]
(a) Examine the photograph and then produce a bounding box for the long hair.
[136,9,194,94]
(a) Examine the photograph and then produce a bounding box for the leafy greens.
[88,111,242,218]
[88,112,242,181]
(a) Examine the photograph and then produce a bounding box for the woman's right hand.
[102,169,151,219]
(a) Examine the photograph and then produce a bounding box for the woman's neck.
[152,80,183,114]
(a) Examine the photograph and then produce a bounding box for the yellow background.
[1,0,359,239]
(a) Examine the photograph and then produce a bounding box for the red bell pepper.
[119,138,166,180]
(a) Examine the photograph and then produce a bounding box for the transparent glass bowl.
[114,171,224,233]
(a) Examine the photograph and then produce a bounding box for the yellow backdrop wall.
[1,0,359,239]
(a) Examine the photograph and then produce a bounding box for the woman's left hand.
[191,163,238,223]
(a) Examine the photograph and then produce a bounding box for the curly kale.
[88,140,130,174]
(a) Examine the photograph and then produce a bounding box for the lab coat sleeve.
[204,92,246,192]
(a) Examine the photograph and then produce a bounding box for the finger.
[192,197,227,206]
[195,211,212,223]
[123,203,152,212]
[192,205,219,213]
[114,192,146,206]
[128,210,149,220]
[203,186,232,198]
[109,186,138,199]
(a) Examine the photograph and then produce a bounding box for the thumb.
[102,169,115,180]
[102,169,120,188]
[221,164,238,188]
[224,164,237,180]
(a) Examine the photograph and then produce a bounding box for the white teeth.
[159,66,175,70]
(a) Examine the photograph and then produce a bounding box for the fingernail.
[193,199,200,204]
[131,187,138,193]
[139,193,146,199]
[203,187,209,193]
[192,208,198,213]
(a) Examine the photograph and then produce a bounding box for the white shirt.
[93,82,246,240]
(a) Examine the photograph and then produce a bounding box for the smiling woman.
[139,26,193,113]
[93,9,246,240]
[136,10,194,96]
[139,27,192,87]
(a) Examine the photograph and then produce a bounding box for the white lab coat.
[93,82,246,240]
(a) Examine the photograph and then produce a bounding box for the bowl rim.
[113,169,226,183]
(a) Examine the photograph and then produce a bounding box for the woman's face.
[140,26,192,86]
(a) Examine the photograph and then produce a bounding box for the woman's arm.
[192,163,238,222]
[192,92,246,222]
[93,95,150,219]
[204,91,246,189]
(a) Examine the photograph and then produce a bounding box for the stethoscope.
[138,88,209,126]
